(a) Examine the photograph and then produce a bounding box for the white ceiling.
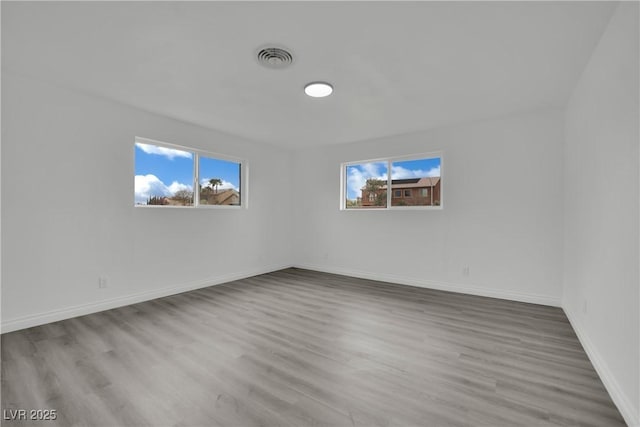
[2,1,617,149]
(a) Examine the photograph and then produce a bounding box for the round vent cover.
[257,47,293,69]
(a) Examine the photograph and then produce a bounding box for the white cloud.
[135,143,192,160]
[167,181,191,195]
[134,174,192,204]
[361,162,385,178]
[346,168,366,200]
[391,165,440,179]
[200,178,239,191]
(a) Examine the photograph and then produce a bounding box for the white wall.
[563,3,639,426]
[292,109,565,306]
[1,73,293,332]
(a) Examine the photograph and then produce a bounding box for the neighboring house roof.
[391,178,421,185]
[213,189,239,205]
[362,177,440,190]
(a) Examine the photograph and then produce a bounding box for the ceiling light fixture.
[304,82,333,98]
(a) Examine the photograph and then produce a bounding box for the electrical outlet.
[98,277,108,289]
[462,266,470,276]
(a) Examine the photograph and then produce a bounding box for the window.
[342,153,441,209]
[134,138,244,208]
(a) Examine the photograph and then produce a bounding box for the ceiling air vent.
[257,47,293,69]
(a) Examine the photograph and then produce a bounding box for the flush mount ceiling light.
[304,82,333,98]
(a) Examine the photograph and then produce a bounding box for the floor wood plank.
[1,268,626,426]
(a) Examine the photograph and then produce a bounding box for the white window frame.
[340,152,443,211]
[134,137,247,209]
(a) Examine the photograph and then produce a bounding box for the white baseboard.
[293,263,561,307]
[563,304,639,427]
[1,264,293,334]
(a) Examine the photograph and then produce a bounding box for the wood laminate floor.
[1,268,626,427]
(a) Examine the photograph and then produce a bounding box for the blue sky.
[346,157,441,200]
[199,156,241,190]
[135,143,193,186]
[134,143,240,204]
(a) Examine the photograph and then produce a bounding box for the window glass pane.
[135,142,194,206]
[390,157,441,206]
[199,156,241,206]
[345,162,388,209]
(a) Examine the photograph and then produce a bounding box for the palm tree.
[208,178,223,194]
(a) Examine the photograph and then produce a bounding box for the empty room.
[1,1,638,426]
